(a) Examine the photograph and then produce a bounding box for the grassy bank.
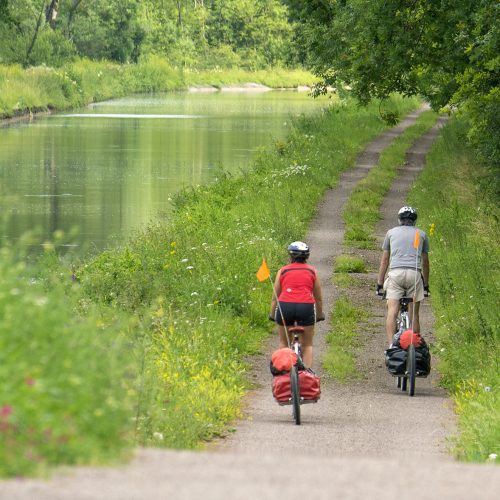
[0,57,317,119]
[408,118,499,463]
[0,95,421,476]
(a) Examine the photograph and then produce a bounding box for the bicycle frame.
[396,297,412,333]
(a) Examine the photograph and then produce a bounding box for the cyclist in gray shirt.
[377,206,430,346]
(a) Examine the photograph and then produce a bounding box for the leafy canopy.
[287,0,499,167]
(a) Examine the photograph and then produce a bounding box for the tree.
[287,0,499,167]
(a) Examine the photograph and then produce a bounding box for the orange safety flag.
[256,258,271,282]
[413,229,420,249]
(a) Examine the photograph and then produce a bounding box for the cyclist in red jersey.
[269,241,325,368]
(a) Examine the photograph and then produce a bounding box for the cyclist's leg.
[276,302,291,348]
[384,270,404,344]
[386,299,400,344]
[278,325,288,348]
[300,325,314,368]
[409,301,421,333]
[296,303,316,367]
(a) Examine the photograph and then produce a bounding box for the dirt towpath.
[2,109,499,500]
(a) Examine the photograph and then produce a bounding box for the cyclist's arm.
[377,250,390,285]
[269,270,282,317]
[422,252,429,287]
[313,275,324,317]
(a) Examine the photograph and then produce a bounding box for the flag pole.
[256,258,291,348]
[268,274,292,349]
[411,229,420,343]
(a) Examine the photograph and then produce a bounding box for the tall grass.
[0,58,317,118]
[408,118,499,462]
[343,110,439,248]
[0,238,135,477]
[0,96,422,476]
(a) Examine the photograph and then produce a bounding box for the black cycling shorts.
[275,302,316,327]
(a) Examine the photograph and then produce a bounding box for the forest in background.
[0,0,300,69]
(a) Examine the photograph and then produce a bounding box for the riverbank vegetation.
[0,0,317,118]
[408,119,499,462]
[0,96,421,477]
[0,59,317,118]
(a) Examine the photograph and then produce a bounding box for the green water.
[0,91,328,253]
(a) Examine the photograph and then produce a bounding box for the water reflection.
[0,91,327,253]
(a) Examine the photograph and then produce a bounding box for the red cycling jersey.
[278,262,317,303]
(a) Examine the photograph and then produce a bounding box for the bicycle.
[378,292,430,397]
[394,297,415,395]
[271,317,324,425]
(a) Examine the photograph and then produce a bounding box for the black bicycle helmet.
[398,206,417,222]
[287,241,310,259]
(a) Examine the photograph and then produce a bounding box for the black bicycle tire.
[401,375,407,391]
[397,377,401,388]
[290,366,301,425]
[408,344,416,397]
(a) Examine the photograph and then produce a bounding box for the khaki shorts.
[384,268,424,301]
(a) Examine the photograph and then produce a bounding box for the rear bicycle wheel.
[290,366,301,425]
[408,344,416,397]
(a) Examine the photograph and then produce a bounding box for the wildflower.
[186,266,194,270]
[191,292,199,296]
[181,258,189,263]
[484,386,491,392]
[1,405,13,417]
[153,432,164,441]
[429,223,436,236]
[488,453,497,461]
[25,378,35,386]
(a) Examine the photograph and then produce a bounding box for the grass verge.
[323,296,367,382]
[408,117,499,463]
[0,57,318,119]
[0,95,422,476]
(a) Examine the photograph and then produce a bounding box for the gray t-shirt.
[382,225,429,270]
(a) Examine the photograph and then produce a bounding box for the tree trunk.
[26,0,47,65]
[176,0,182,29]
[66,0,83,38]
[45,0,59,28]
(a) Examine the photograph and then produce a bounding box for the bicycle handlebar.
[268,314,326,323]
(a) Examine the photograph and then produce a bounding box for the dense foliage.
[286,0,499,168]
[0,0,298,69]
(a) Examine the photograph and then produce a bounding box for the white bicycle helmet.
[287,241,310,258]
[398,206,417,222]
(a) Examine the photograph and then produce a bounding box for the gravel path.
[2,108,499,499]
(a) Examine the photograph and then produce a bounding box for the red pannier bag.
[272,370,321,403]
[299,370,321,401]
